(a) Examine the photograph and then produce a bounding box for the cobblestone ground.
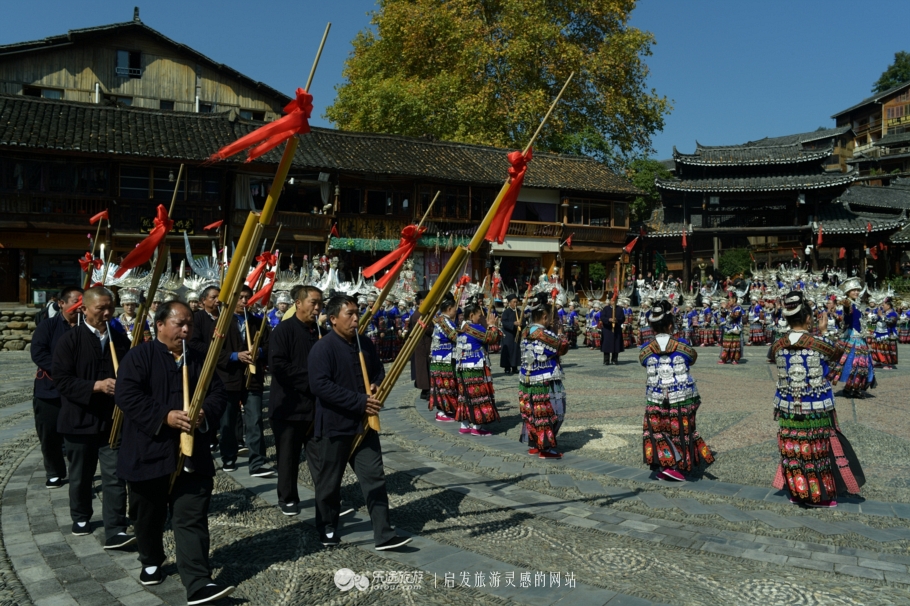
[0,344,909,606]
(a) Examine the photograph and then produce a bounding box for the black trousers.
[272,419,312,505]
[63,433,129,539]
[129,473,213,597]
[219,390,241,463]
[33,396,67,479]
[308,431,395,545]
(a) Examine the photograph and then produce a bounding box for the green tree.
[627,158,671,221]
[326,0,671,167]
[589,262,606,283]
[873,51,910,93]
[717,248,752,279]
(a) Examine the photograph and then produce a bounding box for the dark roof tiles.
[656,172,856,193]
[673,143,831,166]
[0,94,638,195]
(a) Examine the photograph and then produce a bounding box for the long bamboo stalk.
[171,24,331,490]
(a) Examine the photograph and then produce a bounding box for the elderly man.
[52,286,133,548]
[115,301,233,604]
[308,294,411,550]
[30,285,82,488]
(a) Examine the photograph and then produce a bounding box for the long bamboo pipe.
[347,72,574,457]
[171,23,331,490]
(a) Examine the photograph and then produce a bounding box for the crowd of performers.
[24,249,906,606]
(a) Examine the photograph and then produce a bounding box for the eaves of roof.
[655,172,856,193]
[831,80,910,119]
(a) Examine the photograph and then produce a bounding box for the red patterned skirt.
[750,323,766,344]
[642,396,714,473]
[772,409,865,503]
[428,361,458,415]
[719,332,742,363]
[519,381,565,451]
[455,365,500,425]
[699,327,716,346]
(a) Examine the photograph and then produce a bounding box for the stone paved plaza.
[1,344,910,605]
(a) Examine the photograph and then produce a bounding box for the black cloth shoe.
[419,389,430,400]
[71,522,91,536]
[340,505,355,517]
[104,533,137,550]
[250,466,276,478]
[237,446,250,457]
[139,567,164,586]
[375,535,412,551]
[279,502,299,516]
[45,477,65,489]
[222,460,237,472]
[187,583,236,605]
[320,532,341,547]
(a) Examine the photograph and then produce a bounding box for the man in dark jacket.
[308,294,411,550]
[268,284,322,515]
[52,287,133,548]
[30,285,81,488]
[600,300,625,366]
[408,290,431,399]
[499,294,522,374]
[115,300,233,604]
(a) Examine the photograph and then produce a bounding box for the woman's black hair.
[782,291,811,327]
[440,294,456,312]
[648,299,675,334]
[463,298,483,318]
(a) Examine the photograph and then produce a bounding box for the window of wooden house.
[339,188,361,214]
[186,169,220,203]
[239,109,266,121]
[417,185,443,219]
[365,190,386,215]
[119,166,151,199]
[116,50,142,78]
[159,100,175,111]
[152,167,185,201]
[198,102,214,113]
[612,203,628,227]
[471,188,495,220]
[22,85,63,99]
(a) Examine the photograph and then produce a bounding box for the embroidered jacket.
[768,332,843,413]
[454,322,501,369]
[639,336,698,405]
[519,325,569,384]
[430,314,458,362]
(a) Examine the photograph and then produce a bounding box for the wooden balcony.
[338,215,409,240]
[569,224,628,244]
[116,201,221,235]
[506,220,563,239]
[0,193,109,228]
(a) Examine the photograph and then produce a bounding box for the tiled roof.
[832,80,910,119]
[655,171,856,193]
[838,183,910,210]
[875,130,910,147]
[816,200,904,235]
[0,94,639,196]
[0,20,290,106]
[673,143,831,167]
[890,221,910,243]
[739,126,853,148]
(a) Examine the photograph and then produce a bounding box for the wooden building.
[648,127,865,283]
[833,80,910,176]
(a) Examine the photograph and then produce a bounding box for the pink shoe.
[436,412,455,422]
[458,427,472,434]
[470,428,492,436]
[528,448,540,455]
[660,469,686,482]
[788,496,800,504]
[806,500,837,508]
[732,361,739,365]
[717,360,725,364]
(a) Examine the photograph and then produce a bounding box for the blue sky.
[3,1,907,159]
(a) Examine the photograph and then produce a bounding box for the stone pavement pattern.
[0,344,909,605]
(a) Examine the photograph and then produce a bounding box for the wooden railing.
[0,193,109,225]
[506,220,563,239]
[338,215,409,240]
[117,201,220,235]
[569,224,628,244]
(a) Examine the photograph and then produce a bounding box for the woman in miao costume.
[639,300,714,482]
[111,287,143,341]
[453,299,502,436]
[898,301,910,344]
[829,277,877,398]
[769,291,865,507]
[878,298,899,369]
[428,295,459,422]
[519,295,570,459]
[698,300,716,346]
[718,300,744,364]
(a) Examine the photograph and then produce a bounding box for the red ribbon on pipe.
[89,210,109,225]
[246,252,278,287]
[210,89,313,163]
[247,271,276,307]
[114,205,174,278]
[204,220,224,231]
[485,149,533,245]
[363,225,426,289]
[65,295,83,314]
[78,252,103,273]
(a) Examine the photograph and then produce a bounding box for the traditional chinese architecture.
[647,127,866,283]
[833,80,910,177]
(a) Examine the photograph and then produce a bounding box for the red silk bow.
[486,149,533,244]
[114,205,174,278]
[247,271,275,307]
[89,210,109,225]
[65,295,83,314]
[363,225,426,289]
[204,220,224,231]
[210,88,313,163]
[246,252,278,288]
[78,252,104,273]
[456,275,471,288]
